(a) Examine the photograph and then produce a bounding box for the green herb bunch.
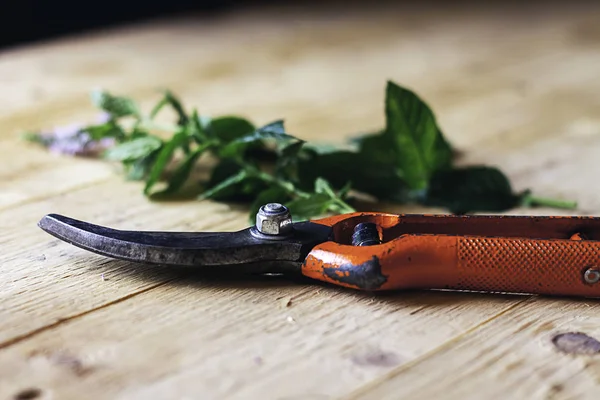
[25,81,576,222]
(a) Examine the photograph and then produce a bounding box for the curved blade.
[38,214,331,271]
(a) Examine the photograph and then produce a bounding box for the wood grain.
[348,298,600,400]
[0,180,244,344]
[0,285,523,399]
[1,1,600,399]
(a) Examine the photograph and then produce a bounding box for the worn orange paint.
[301,212,600,297]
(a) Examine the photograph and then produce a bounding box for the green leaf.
[286,178,355,221]
[286,195,354,221]
[314,176,337,197]
[219,120,301,159]
[21,84,577,221]
[91,90,140,118]
[148,143,211,196]
[200,162,268,201]
[123,150,160,181]
[384,81,453,190]
[103,136,163,162]
[285,193,334,221]
[199,168,252,200]
[83,121,126,141]
[143,130,189,195]
[421,166,521,214]
[297,151,408,201]
[188,109,209,143]
[206,116,255,143]
[256,120,304,148]
[150,90,189,125]
[275,140,306,180]
[314,177,355,212]
[356,132,398,167]
[252,120,287,136]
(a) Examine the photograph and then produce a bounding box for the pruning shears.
[38,203,600,298]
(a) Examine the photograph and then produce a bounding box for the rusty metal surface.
[38,213,332,273]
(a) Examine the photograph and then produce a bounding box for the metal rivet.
[584,268,600,284]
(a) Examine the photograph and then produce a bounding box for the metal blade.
[38,214,331,272]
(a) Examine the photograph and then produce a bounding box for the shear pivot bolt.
[263,203,285,213]
[352,222,382,246]
[255,203,293,236]
[584,268,600,284]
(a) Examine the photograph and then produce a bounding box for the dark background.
[0,0,256,49]
[0,0,584,50]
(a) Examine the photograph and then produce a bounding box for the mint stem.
[524,195,577,210]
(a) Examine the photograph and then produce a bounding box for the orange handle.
[454,236,600,296]
[301,213,600,297]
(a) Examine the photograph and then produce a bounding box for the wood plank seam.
[0,280,173,350]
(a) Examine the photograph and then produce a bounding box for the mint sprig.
[23,81,576,220]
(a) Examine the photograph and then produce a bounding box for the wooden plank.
[0,180,244,345]
[0,140,115,210]
[0,2,595,141]
[347,297,600,400]
[0,280,524,400]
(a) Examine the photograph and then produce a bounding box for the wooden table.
[2,2,600,399]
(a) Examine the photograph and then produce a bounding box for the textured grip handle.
[452,237,600,297]
[304,212,600,297]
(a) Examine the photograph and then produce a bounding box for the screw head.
[584,268,600,284]
[255,203,293,237]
